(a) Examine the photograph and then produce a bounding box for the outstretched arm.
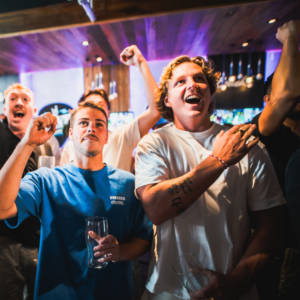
[259,20,300,136]
[137,124,258,226]
[0,112,57,220]
[120,45,161,138]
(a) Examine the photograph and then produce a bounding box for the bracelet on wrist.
[209,154,228,169]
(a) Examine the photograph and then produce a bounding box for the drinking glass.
[173,253,210,293]
[85,217,108,269]
[38,156,55,168]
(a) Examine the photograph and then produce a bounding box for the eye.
[23,98,29,101]
[79,121,88,126]
[195,76,204,82]
[175,79,185,86]
[96,123,104,128]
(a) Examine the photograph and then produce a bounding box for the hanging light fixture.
[229,53,236,82]
[246,51,253,85]
[91,64,95,90]
[108,63,117,100]
[99,72,104,89]
[237,54,243,80]
[220,53,227,91]
[256,52,263,80]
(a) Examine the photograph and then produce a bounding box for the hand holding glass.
[85,217,108,269]
[173,253,210,293]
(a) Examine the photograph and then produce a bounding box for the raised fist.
[276,20,300,44]
[120,45,145,67]
[23,112,57,147]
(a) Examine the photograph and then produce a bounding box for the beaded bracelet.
[209,154,228,169]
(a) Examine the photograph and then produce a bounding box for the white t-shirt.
[60,118,140,172]
[135,122,285,300]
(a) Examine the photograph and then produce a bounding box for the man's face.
[4,88,36,131]
[69,107,108,157]
[165,62,212,125]
[84,94,110,117]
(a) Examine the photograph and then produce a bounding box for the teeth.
[186,95,200,100]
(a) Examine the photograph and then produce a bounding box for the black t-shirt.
[251,113,300,248]
[251,113,300,196]
[0,122,52,248]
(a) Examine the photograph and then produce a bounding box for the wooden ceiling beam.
[0,0,274,38]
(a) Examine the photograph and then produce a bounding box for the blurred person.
[60,45,161,172]
[0,102,152,300]
[134,22,299,300]
[250,20,300,299]
[0,83,52,300]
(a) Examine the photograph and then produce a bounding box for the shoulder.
[287,148,300,172]
[107,165,135,182]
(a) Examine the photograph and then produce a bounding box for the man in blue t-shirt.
[0,101,153,300]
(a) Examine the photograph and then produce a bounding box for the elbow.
[145,209,165,226]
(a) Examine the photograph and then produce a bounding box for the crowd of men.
[0,19,299,300]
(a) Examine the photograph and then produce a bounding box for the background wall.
[0,74,19,113]
[129,59,170,118]
[20,68,84,114]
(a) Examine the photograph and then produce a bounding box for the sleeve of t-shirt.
[135,133,170,195]
[130,194,153,241]
[60,140,72,166]
[246,142,286,211]
[114,118,141,151]
[5,172,42,228]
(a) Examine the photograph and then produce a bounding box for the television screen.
[210,108,262,125]
[108,112,134,132]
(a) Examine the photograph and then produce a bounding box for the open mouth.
[185,95,201,104]
[13,111,25,118]
[82,135,98,142]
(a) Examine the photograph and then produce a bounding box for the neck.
[174,114,212,132]
[72,150,105,171]
[283,118,300,137]
[8,124,26,139]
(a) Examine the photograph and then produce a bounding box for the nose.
[87,123,95,133]
[187,78,198,91]
[15,97,23,107]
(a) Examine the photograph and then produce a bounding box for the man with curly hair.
[134,21,298,300]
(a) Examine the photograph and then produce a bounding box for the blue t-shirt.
[6,164,152,300]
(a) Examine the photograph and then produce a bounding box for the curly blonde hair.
[156,56,220,122]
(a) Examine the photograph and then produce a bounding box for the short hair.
[264,73,274,96]
[156,56,220,122]
[70,101,108,129]
[78,89,111,111]
[4,83,34,103]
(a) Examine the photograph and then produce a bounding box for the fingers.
[88,230,101,242]
[189,281,216,299]
[120,45,136,63]
[246,136,259,150]
[36,112,56,130]
[240,124,256,140]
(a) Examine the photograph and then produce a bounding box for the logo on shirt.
[110,196,126,205]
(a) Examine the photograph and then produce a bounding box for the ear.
[164,96,172,108]
[69,127,74,141]
[33,106,37,116]
[105,130,108,144]
[3,106,7,117]
[263,95,270,103]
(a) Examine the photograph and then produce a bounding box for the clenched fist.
[120,45,145,67]
[276,20,300,44]
[23,112,57,147]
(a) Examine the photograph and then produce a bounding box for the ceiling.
[0,0,75,14]
[0,0,299,75]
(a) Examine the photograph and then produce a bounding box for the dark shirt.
[251,113,300,248]
[0,122,52,248]
[286,149,300,248]
[251,113,300,196]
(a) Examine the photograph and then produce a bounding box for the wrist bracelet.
[209,154,228,169]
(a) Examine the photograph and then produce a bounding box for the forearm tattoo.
[168,176,193,215]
